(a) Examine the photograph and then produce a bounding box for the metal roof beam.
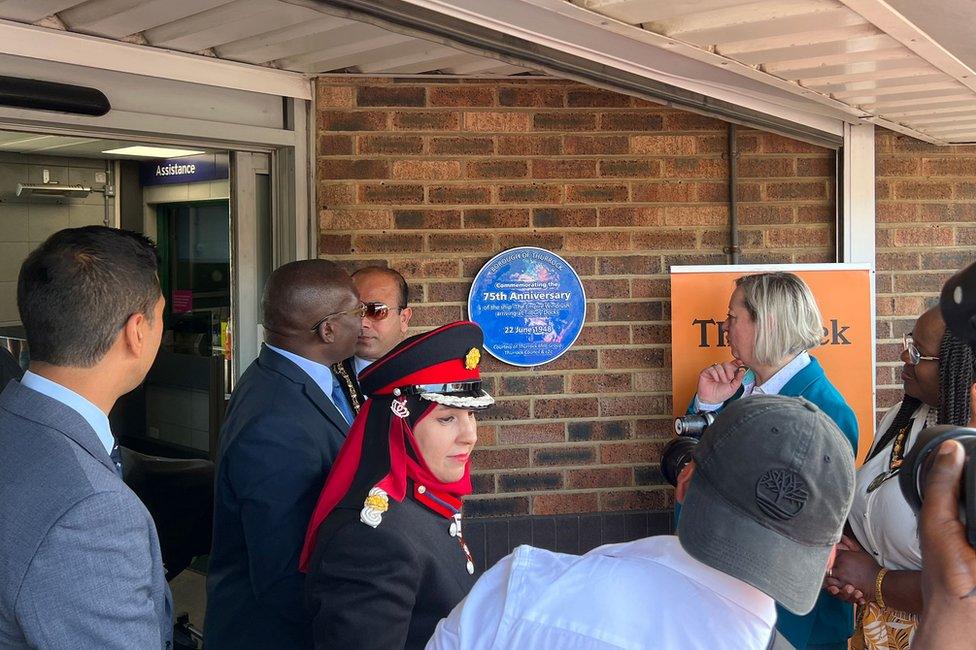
[837,81,964,102]
[715,23,879,56]
[0,0,80,23]
[274,29,415,72]
[763,48,914,75]
[57,0,228,39]
[215,15,355,63]
[861,93,973,110]
[798,65,937,88]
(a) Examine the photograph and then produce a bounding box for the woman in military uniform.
[300,321,493,650]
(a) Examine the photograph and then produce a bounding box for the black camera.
[661,413,716,487]
[896,260,976,544]
[898,425,976,546]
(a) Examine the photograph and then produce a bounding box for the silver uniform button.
[466,560,474,575]
[418,485,426,494]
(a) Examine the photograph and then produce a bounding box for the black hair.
[17,226,160,367]
[937,330,976,426]
[261,259,353,335]
[873,328,976,460]
[352,265,409,309]
[870,395,922,460]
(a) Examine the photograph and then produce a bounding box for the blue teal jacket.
[682,356,858,650]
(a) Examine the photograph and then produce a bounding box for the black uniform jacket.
[305,484,477,650]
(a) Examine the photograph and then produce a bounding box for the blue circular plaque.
[468,247,586,367]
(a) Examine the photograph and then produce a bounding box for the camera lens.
[899,425,976,546]
[674,413,715,437]
[661,437,699,487]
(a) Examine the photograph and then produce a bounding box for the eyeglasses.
[310,302,368,331]
[310,302,402,331]
[903,333,940,366]
[361,301,407,322]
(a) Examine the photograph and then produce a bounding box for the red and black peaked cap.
[359,320,494,409]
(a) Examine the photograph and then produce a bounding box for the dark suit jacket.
[306,488,477,650]
[0,346,23,389]
[205,345,350,649]
[331,356,365,417]
[0,380,172,648]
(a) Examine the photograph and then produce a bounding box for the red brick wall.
[315,77,836,517]
[875,129,976,414]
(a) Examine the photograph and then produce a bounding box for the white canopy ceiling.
[0,0,974,144]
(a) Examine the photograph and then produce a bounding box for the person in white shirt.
[825,305,976,649]
[427,395,856,650]
[332,266,413,413]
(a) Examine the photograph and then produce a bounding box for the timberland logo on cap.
[755,469,809,520]
[464,347,481,370]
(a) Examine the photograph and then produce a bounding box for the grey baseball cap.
[677,394,856,615]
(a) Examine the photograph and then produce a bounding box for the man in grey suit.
[0,226,172,648]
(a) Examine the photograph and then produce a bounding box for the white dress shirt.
[353,355,373,375]
[695,351,810,412]
[427,535,776,650]
[848,401,935,571]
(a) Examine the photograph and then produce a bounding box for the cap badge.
[360,487,390,528]
[391,397,410,419]
[464,347,481,370]
[755,468,809,521]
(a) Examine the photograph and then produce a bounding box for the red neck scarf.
[299,398,472,572]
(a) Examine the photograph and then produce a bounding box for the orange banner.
[670,264,875,464]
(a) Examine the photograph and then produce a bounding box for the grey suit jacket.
[0,380,172,649]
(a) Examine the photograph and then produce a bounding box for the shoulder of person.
[220,386,333,457]
[307,506,423,586]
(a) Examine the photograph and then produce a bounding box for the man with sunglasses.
[332,266,413,414]
[206,259,362,650]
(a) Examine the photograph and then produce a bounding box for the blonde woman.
[689,272,858,650]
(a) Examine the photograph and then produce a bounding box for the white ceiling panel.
[214,15,354,64]
[659,8,866,46]
[567,0,976,142]
[146,1,319,52]
[0,0,80,23]
[273,27,416,73]
[363,50,473,75]
[575,0,750,25]
[59,0,229,39]
[0,129,224,157]
[762,48,914,74]
[0,0,975,142]
[798,65,938,88]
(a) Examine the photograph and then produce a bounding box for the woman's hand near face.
[697,360,747,405]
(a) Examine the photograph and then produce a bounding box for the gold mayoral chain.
[866,423,912,493]
[332,362,362,414]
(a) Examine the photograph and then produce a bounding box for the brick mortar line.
[317,153,830,160]
[325,226,830,232]
[465,486,672,498]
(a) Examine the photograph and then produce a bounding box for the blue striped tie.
[330,380,355,426]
